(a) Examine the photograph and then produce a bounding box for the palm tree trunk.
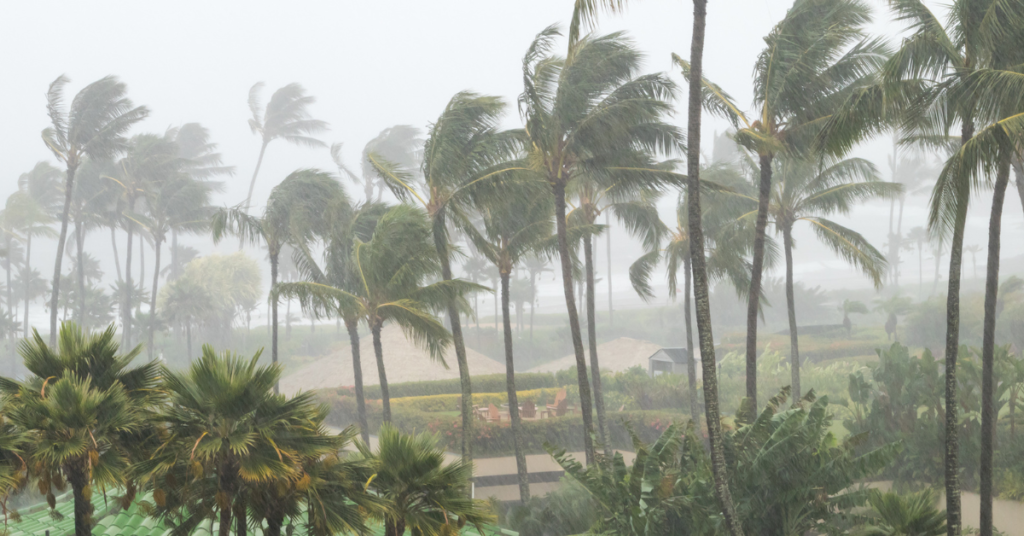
[686,1,742,534]
[171,229,178,279]
[75,223,86,325]
[919,245,924,297]
[529,274,536,343]
[5,236,12,320]
[265,508,283,536]
[270,250,279,394]
[372,320,391,423]
[683,255,700,427]
[501,270,531,504]
[243,140,269,215]
[124,218,134,347]
[66,460,91,536]
[584,234,611,457]
[148,235,162,359]
[435,242,474,465]
[782,226,801,399]
[945,119,974,536]
[49,165,77,345]
[1014,161,1024,216]
[979,147,1010,536]
[895,196,906,287]
[111,225,122,282]
[606,212,613,327]
[346,318,370,444]
[552,180,596,465]
[23,235,32,339]
[745,152,773,418]
[237,508,248,536]
[139,233,145,319]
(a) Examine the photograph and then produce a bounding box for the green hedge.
[330,372,559,400]
[390,388,565,413]
[319,390,686,457]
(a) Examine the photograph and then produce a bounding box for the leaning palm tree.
[466,181,553,504]
[332,126,422,203]
[0,323,158,536]
[41,75,148,344]
[357,424,494,536]
[18,162,64,337]
[243,83,328,213]
[5,190,56,338]
[277,193,386,443]
[212,169,343,390]
[277,204,480,423]
[518,25,683,464]
[677,0,887,412]
[761,156,897,397]
[368,91,521,463]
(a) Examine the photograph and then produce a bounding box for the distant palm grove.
[1,1,1024,536]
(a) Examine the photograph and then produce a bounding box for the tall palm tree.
[964,244,982,279]
[0,323,158,536]
[368,91,521,463]
[243,83,328,213]
[679,0,886,413]
[4,189,56,338]
[278,193,386,443]
[41,76,148,345]
[17,162,62,338]
[277,205,479,423]
[518,25,682,464]
[681,0,742,532]
[466,181,553,504]
[333,126,422,203]
[764,156,896,395]
[212,169,343,391]
[907,226,929,296]
[356,424,494,536]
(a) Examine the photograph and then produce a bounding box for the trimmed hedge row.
[390,388,566,413]
[319,390,687,457]
[331,372,559,400]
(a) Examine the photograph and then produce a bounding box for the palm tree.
[907,226,929,296]
[518,25,682,464]
[145,346,322,536]
[523,255,552,342]
[965,244,982,279]
[357,424,494,536]
[466,181,553,504]
[0,323,158,536]
[630,163,761,428]
[873,294,913,342]
[277,205,479,423]
[838,299,869,337]
[763,156,896,396]
[212,169,343,390]
[680,0,742,532]
[885,141,938,286]
[277,192,386,443]
[333,126,422,203]
[4,189,56,338]
[679,0,886,413]
[243,83,328,214]
[41,75,148,345]
[368,91,521,463]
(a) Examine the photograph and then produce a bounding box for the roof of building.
[649,348,689,364]
[6,492,515,536]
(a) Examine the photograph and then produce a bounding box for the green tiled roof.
[4,493,514,536]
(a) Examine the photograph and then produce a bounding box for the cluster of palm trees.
[0,324,490,536]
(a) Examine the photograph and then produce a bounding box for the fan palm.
[277,204,480,423]
[762,156,897,396]
[142,346,326,536]
[367,91,521,463]
[243,83,328,213]
[0,322,158,536]
[41,75,148,344]
[839,299,869,337]
[518,24,683,464]
[212,169,343,390]
[677,0,887,412]
[465,181,553,504]
[357,424,494,536]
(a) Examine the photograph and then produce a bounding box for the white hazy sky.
[0,0,1020,315]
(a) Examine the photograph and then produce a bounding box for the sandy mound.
[526,337,666,374]
[281,324,506,395]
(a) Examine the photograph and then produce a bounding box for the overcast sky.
[1,0,1020,315]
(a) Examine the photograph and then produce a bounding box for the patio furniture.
[545,388,567,416]
[522,400,537,419]
[487,403,502,423]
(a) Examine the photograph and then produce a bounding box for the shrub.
[390,388,566,413]
[330,373,559,400]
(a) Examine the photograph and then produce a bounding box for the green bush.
[390,388,565,413]
[330,373,559,400]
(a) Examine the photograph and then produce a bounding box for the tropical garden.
[0,0,1023,535]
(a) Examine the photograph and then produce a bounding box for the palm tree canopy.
[42,75,149,167]
[248,82,328,149]
[18,161,64,216]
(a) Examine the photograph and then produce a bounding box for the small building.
[648,348,689,377]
